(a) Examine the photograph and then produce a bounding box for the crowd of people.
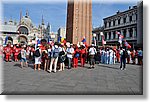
[0,39,143,72]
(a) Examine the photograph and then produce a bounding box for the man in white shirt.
[88,44,97,68]
[109,48,113,64]
[66,44,74,69]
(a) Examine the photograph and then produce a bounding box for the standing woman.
[34,45,42,71]
[47,45,52,71]
[58,44,66,71]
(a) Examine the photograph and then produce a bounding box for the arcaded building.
[66,0,92,45]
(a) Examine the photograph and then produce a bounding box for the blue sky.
[2,0,138,32]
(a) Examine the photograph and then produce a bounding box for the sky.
[1,0,139,32]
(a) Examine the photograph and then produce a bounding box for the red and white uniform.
[80,48,86,67]
[73,48,79,68]
[4,45,12,61]
[14,47,21,61]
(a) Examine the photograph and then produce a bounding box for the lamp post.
[93,33,96,46]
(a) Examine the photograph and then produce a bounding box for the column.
[115,31,118,39]
[107,32,109,40]
[132,13,136,21]
[111,31,113,39]
[132,27,136,38]
[121,30,123,35]
[120,17,123,24]
[115,19,118,25]
[126,14,129,23]
[126,28,130,38]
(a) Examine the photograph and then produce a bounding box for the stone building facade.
[103,5,137,48]
[93,1,143,48]
[0,11,51,45]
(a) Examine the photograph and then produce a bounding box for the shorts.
[20,58,27,62]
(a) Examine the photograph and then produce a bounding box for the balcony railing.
[104,21,137,30]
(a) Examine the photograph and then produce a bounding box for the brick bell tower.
[66,0,92,45]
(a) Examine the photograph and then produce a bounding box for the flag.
[101,33,106,45]
[58,36,61,43]
[35,36,40,50]
[82,37,86,43]
[124,41,131,48]
[116,31,124,44]
[63,39,66,44]
[4,36,8,45]
[81,37,88,47]
[48,36,51,44]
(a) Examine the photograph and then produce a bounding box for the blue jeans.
[109,56,113,64]
[68,57,72,69]
[105,56,109,64]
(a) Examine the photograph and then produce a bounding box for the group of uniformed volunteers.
[0,39,143,72]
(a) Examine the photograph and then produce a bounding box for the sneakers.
[120,68,126,70]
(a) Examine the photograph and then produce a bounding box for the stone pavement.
[2,61,143,95]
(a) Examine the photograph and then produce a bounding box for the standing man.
[88,44,97,68]
[109,48,113,64]
[120,47,127,70]
[66,44,74,69]
[137,48,143,65]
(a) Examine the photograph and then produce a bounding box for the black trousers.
[120,57,126,69]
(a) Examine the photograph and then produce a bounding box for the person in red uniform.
[14,45,21,62]
[73,45,80,68]
[116,49,120,63]
[39,39,47,69]
[3,43,12,62]
[80,44,86,67]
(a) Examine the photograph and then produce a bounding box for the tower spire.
[42,15,44,25]
[20,9,22,24]
[25,9,29,18]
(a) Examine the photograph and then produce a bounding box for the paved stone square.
[2,61,143,95]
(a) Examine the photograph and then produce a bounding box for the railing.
[104,21,137,30]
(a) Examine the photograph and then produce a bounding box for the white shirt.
[89,47,97,55]
[109,49,113,57]
[66,47,74,58]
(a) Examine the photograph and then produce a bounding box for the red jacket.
[4,46,12,55]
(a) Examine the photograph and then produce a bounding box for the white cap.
[38,44,41,46]
[91,44,94,46]
[54,45,58,48]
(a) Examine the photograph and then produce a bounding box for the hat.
[91,44,94,46]
[54,45,58,48]
[38,44,41,47]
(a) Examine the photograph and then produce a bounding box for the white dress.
[35,48,42,64]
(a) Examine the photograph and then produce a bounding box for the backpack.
[123,50,128,58]
[18,52,21,60]
[59,51,65,56]
[34,49,41,57]
[74,52,80,58]
[53,48,59,58]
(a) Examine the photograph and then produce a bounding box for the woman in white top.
[34,45,42,71]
